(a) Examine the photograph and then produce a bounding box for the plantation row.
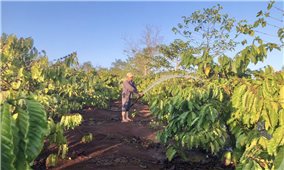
[1,34,121,169]
[140,57,284,170]
[1,1,284,170]
[136,2,284,168]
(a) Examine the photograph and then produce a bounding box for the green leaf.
[275,146,284,170]
[256,10,263,17]
[241,40,247,45]
[1,103,16,170]
[25,99,48,162]
[166,146,177,161]
[249,30,255,36]
[15,107,30,169]
[267,1,274,10]
[1,99,48,169]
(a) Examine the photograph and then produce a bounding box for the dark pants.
[122,93,131,112]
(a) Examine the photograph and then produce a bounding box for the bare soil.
[34,101,232,170]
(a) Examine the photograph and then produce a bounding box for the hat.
[126,72,134,78]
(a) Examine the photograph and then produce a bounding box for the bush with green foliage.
[0,34,120,169]
[142,2,284,169]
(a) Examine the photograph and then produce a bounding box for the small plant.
[60,113,83,130]
[130,110,137,118]
[45,154,58,168]
[81,133,93,143]
[58,144,68,159]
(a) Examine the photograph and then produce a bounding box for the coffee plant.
[0,34,120,169]
[141,2,284,169]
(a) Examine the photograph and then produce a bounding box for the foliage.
[172,4,237,57]
[145,66,284,169]
[149,77,230,159]
[60,114,83,130]
[1,1,283,169]
[45,154,58,168]
[81,133,93,144]
[159,39,190,71]
[111,26,169,77]
[0,34,120,166]
[1,99,48,170]
[228,68,284,169]
[141,2,284,169]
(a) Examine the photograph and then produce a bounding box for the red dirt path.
[35,101,230,170]
[50,101,165,170]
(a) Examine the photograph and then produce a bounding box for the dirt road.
[35,101,229,170]
[51,101,165,170]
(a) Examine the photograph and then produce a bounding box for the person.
[121,72,143,122]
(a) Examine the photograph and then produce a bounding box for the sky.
[1,1,284,70]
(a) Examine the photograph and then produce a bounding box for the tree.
[81,61,95,73]
[146,2,284,169]
[159,39,190,71]
[172,4,237,57]
[122,26,167,76]
[110,59,130,77]
[167,2,282,77]
[160,4,240,77]
[236,0,283,47]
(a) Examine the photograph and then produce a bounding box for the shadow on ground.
[34,101,232,170]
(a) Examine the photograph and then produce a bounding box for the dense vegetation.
[137,2,284,170]
[142,59,283,170]
[1,1,283,170]
[0,35,120,169]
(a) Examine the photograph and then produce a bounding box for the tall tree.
[123,26,166,76]
[172,4,237,57]
[159,39,190,71]
[110,59,130,77]
[81,61,95,73]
